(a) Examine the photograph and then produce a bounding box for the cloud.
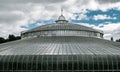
[93,15,116,20]
[92,23,120,40]
[0,11,25,24]
[72,22,120,41]
[0,23,27,38]
[96,0,120,4]
[70,13,88,20]
[0,0,66,4]
[75,0,120,11]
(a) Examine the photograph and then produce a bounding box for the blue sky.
[0,0,120,40]
[71,9,120,25]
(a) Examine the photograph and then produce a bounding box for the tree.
[111,37,113,41]
[0,34,21,44]
[0,37,5,44]
[8,34,16,41]
[15,36,21,40]
[116,39,120,42]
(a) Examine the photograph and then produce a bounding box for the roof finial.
[61,8,63,15]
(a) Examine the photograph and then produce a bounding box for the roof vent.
[56,9,68,24]
[58,15,66,20]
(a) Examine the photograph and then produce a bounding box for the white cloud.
[96,0,120,4]
[70,13,88,20]
[78,0,120,11]
[93,15,116,20]
[0,0,66,4]
[77,22,120,41]
[0,23,27,38]
[93,23,120,40]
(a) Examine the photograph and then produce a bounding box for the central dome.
[58,15,66,20]
[21,14,103,39]
[56,14,68,24]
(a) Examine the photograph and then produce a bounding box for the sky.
[0,0,120,40]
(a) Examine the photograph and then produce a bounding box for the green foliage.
[111,37,113,41]
[0,34,21,44]
[0,37,5,43]
[116,39,120,42]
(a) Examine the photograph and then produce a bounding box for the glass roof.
[0,37,120,71]
[0,36,120,55]
[25,24,103,34]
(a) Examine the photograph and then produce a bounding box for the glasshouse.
[0,13,120,72]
